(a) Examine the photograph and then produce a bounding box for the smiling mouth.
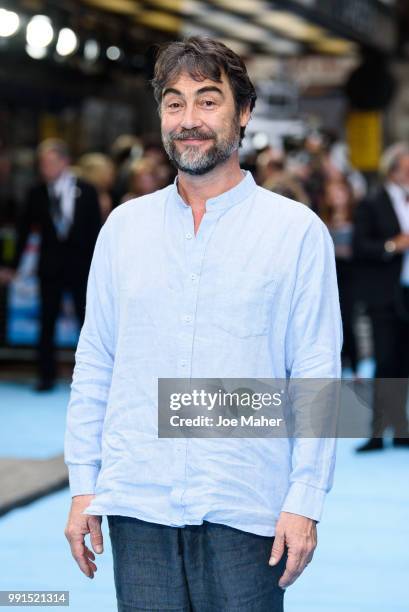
[177,138,211,144]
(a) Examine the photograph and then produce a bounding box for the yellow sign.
[346,111,383,172]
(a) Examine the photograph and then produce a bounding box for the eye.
[164,101,182,111]
[200,100,216,108]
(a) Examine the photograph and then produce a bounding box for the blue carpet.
[285,437,409,611]
[0,381,69,458]
[0,488,116,611]
[0,378,408,611]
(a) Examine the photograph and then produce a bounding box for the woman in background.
[78,153,116,222]
[121,157,164,202]
[320,176,359,376]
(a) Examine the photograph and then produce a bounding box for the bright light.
[106,46,121,61]
[26,15,54,48]
[0,9,20,37]
[84,39,100,61]
[25,44,47,60]
[56,28,78,56]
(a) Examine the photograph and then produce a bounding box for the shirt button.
[181,360,187,368]
[185,232,193,240]
[184,315,192,323]
[190,273,198,282]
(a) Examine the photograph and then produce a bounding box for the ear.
[239,104,251,129]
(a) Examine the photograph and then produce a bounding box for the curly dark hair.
[150,36,257,144]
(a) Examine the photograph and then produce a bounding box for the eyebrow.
[162,85,225,100]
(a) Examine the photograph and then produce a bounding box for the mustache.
[170,129,216,141]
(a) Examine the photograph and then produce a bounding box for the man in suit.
[353,142,409,451]
[0,139,101,391]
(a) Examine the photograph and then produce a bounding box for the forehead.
[39,148,60,158]
[163,69,231,95]
[39,150,59,162]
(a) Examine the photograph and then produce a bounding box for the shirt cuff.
[67,464,100,497]
[281,481,327,522]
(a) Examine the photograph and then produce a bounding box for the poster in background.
[6,233,79,347]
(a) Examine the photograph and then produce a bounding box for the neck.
[49,168,69,185]
[176,152,244,211]
[389,179,409,192]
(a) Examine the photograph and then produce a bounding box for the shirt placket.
[170,205,219,518]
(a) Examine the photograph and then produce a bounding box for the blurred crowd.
[0,132,403,374]
[1,133,409,449]
[253,132,367,379]
[0,135,176,228]
[253,135,409,451]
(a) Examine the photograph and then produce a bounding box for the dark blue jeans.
[108,515,287,611]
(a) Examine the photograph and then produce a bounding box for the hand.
[390,233,409,253]
[0,267,15,285]
[64,494,103,579]
[269,511,317,589]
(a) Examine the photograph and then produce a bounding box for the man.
[354,143,409,452]
[64,38,342,611]
[0,139,101,391]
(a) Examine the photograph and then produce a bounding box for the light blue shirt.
[64,170,342,536]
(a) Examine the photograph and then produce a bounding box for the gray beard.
[162,124,240,176]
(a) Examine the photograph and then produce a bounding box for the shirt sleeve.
[64,216,116,497]
[281,216,343,522]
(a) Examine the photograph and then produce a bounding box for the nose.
[180,103,202,130]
